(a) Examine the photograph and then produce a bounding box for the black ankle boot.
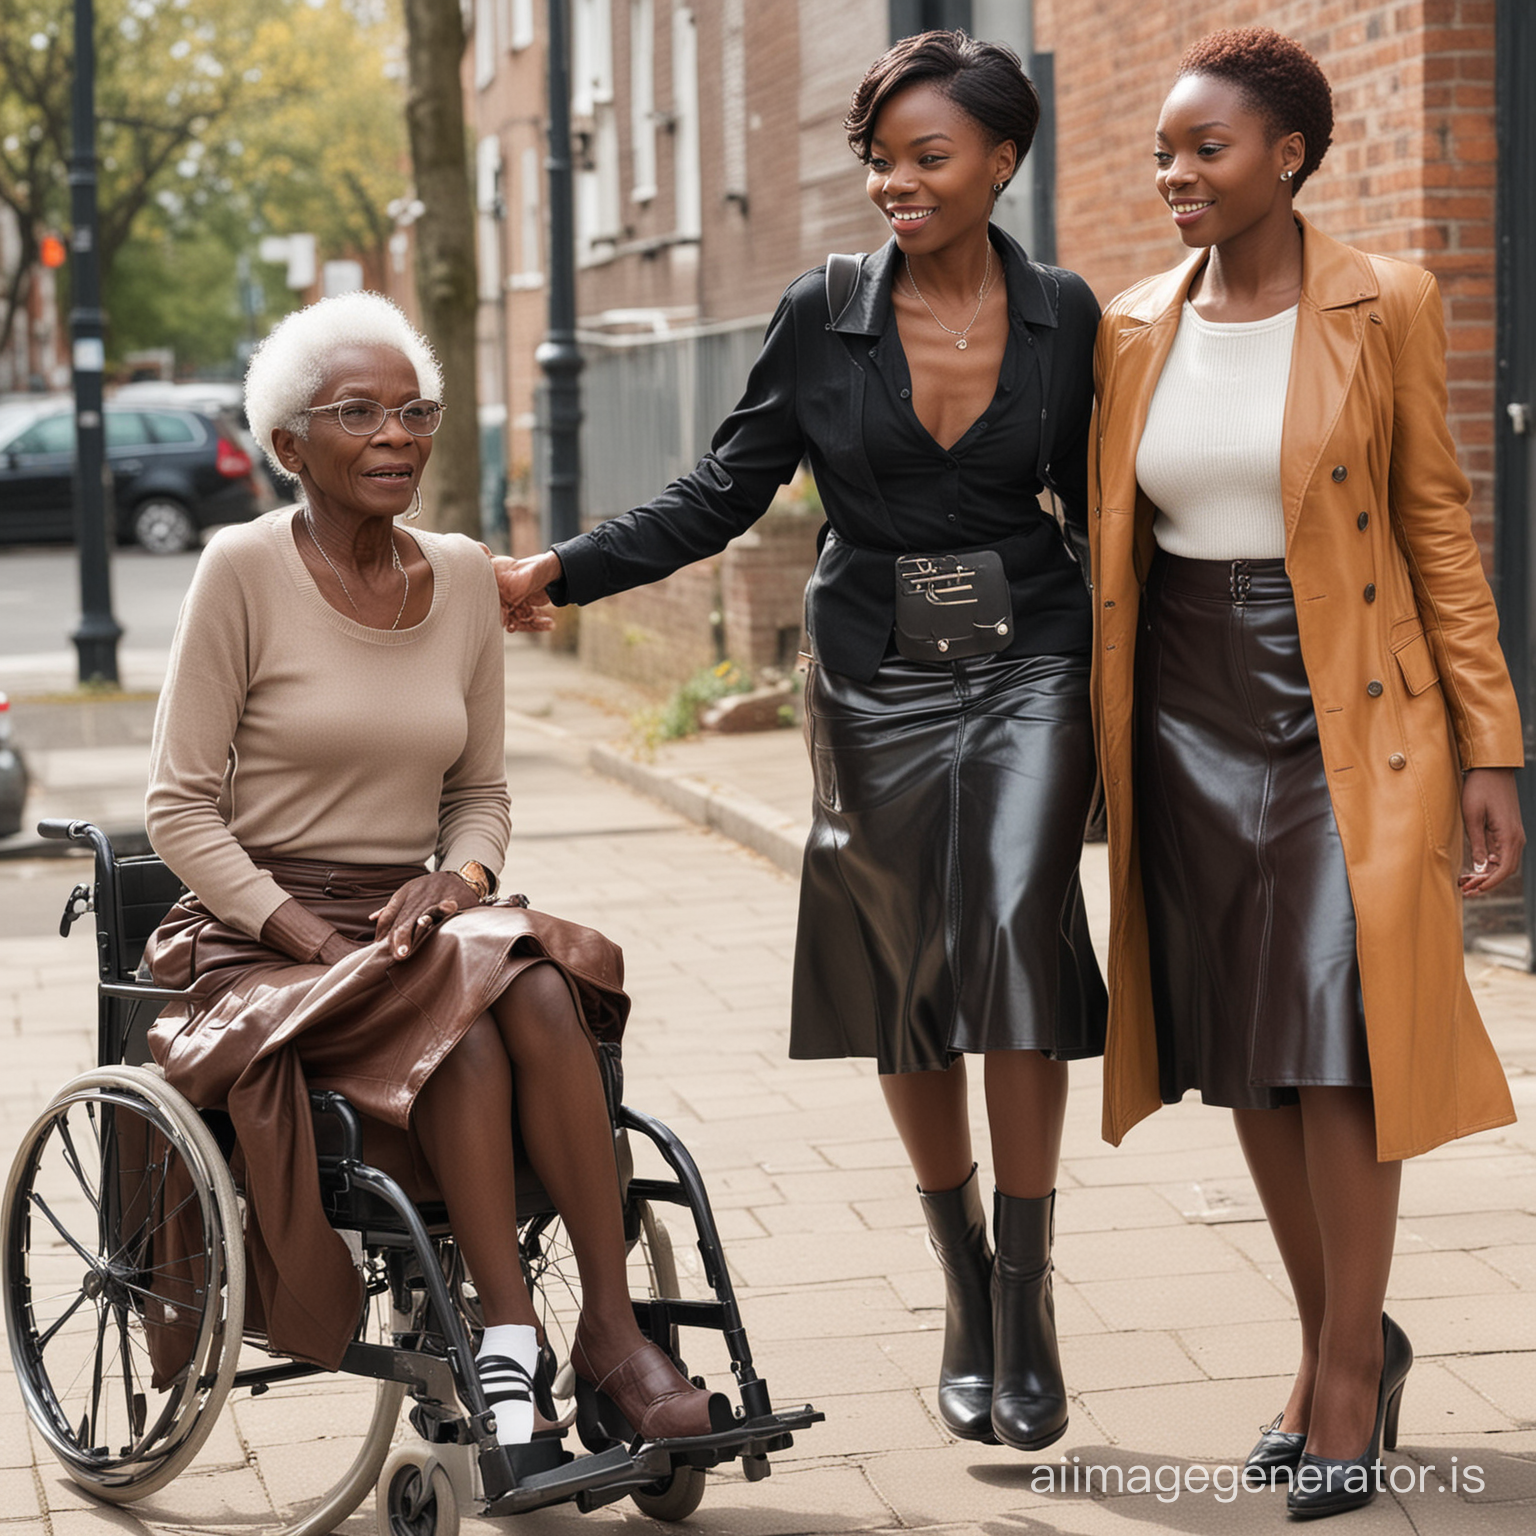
[917,1165,996,1443]
[990,1188,1069,1452]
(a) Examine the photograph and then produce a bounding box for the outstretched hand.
[494,552,562,633]
[1460,767,1525,895]
[370,871,481,961]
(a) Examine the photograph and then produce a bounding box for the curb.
[504,704,808,878]
[587,744,806,879]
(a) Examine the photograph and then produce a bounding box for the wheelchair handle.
[37,818,93,842]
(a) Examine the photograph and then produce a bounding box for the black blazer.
[551,226,1100,680]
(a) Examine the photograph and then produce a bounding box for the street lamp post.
[537,0,584,545]
[68,0,122,686]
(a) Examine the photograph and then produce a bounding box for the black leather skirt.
[1136,553,1372,1109]
[789,649,1107,1074]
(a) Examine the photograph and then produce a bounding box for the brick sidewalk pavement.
[0,640,1532,1534]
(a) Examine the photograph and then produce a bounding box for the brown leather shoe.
[571,1327,731,1441]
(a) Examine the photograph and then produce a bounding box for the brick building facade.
[1033,0,1501,556]
[465,1,1041,688]
[466,1,1511,690]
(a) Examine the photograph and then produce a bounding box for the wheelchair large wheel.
[3,1065,245,1501]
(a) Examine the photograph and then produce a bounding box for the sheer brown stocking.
[1234,1087,1401,1459]
[879,1050,1067,1198]
[411,962,646,1367]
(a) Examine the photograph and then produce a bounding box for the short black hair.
[1178,27,1334,192]
[846,29,1039,191]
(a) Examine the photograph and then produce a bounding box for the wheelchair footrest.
[634,1404,826,1468]
[482,1443,672,1517]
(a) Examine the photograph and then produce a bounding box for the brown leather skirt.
[1136,553,1371,1110]
[145,855,629,1368]
[790,650,1107,1073]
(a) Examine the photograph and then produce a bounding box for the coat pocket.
[1391,627,1440,696]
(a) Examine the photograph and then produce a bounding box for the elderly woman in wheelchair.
[0,291,827,1534]
[139,289,727,1455]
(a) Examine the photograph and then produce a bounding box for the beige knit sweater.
[147,507,511,939]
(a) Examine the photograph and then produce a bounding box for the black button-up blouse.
[550,225,1099,681]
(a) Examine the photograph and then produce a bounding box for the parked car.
[112,380,281,513]
[0,692,28,838]
[0,397,262,553]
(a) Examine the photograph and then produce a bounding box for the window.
[721,0,747,207]
[512,143,544,288]
[144,412,199,445]
[630,0,656,203]
[672,4,700,239]
[105,413,150,448]
[573,0,620,258]
[510,0,533,50]
[475,0,497,90]
[572,0,613,116]
[477,135,505,302]
[11,415,74,455]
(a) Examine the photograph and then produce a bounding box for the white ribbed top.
[1137,301,1298,560]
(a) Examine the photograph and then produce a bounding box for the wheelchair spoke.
[33,1288,91,1351]
[54,1115,102,1216]
[29,1191,104,1271]
[116,1306,142,1448]
[87,1295,110,1452]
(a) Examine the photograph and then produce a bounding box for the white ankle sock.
[476,1323,539,1445]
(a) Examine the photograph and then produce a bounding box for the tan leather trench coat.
[1087,215,1522,1161]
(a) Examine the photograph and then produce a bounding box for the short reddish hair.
[1178,26,1333,193]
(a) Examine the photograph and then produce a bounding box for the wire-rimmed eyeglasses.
[303,398,445,436]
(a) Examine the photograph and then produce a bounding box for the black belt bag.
[892,551,1014,662]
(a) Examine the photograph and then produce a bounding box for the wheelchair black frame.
[36,818,819,1518]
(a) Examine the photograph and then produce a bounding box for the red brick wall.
[1033,0,1497,555]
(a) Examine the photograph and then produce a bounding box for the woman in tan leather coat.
[1088,28,1522,1518]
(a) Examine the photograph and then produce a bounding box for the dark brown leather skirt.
[1136,553,1371,1109]
[145,856,629,1368]
[790,650,1107,1073]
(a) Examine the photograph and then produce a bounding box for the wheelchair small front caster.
[377,1445,459,1536]
[631,1464,707,1522]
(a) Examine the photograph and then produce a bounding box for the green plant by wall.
[632,660,754,750]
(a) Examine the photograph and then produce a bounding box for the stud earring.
[992,182,1005,193]
[406,486,423,521]
[1281,169,1294,182]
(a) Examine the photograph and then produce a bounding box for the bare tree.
[401,0,481,538]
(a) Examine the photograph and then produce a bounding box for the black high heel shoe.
[1287,1315,1413,1519]
[1245,1411,1306,1474]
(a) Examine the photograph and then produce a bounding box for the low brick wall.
[576,506,821,690]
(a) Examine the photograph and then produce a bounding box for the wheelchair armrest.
[311,1091,364,1164]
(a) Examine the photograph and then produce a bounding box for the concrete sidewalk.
[0,635,1532,1535]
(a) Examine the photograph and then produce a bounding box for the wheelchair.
[3,821,820,1533]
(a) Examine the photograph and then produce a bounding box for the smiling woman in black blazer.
[496,29,1104,1454]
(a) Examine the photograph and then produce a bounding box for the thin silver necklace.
[904,245,995,349]
[304,508,409,630]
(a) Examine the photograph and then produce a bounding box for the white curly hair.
[244,291,444,483]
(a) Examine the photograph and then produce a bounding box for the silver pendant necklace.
[304,508,409,630]
[904,245,995,349]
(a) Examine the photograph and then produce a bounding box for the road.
[0,543,201,668]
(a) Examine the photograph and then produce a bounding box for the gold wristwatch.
[455,860,493,902]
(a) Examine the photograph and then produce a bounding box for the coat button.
[1332,465,1348,483]
[1389,752,1407,770]
[900,388,910,399]
[1367,680,1384,697]
[1357,512,1370,530]
[1364,583,1376,602]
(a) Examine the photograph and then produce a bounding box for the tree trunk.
[402,0,481,538]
